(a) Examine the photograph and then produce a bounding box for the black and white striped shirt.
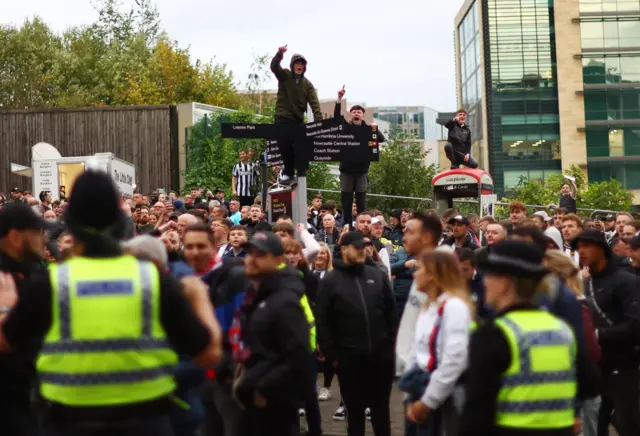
[232,161,261,196]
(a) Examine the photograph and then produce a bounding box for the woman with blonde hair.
[402,250,473,435]
[311,243,333,279]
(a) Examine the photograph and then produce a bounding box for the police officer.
[458,240,600,436]
[0,170,222,436]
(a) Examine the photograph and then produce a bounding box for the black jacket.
[334,102,386,174]
[234,268,312,409]
[442,233,479,251]
[585,260,640,371]
[444,119,472,155]
[314,228,341,245]
[316,259,397,363]
[0,251,42,410]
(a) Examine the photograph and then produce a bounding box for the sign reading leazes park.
[221,119,379,166]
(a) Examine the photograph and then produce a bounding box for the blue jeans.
[398,365,438,436]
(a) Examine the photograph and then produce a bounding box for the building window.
[580,19,640,49]
[588,162,640,189]
[583,88,640,120]
[580,0,640,14]
[586,127,640,156]
[582,55,640,84]
[503,169,562,190]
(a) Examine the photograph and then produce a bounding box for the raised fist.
[278,44,288,54]
[337,87,346,100]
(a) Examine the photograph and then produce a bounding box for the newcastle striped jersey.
[232,161,261,196]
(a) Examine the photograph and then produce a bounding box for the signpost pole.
[261,151,268,207]
[292,176,308,233]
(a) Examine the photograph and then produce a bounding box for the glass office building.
[579,0,640,189]
[483,0,562,193]
[459,2,484,145]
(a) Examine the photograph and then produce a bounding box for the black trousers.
[274,116,304,178]
[597,367,640,436]
[444,143,478,169]
[0,404,37,436]
[238,195,254,208]
[238,405,298,436]
[337,350,394,436]
[43,415,175,436]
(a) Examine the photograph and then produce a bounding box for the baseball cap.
[0,202,54,238]
[246,231,284,256]
[448,215,470,226]
[10,187,21,194]
[214,188,224,194]
[604,214,616,222]
[533,211,553,222]
[340,231,366,248]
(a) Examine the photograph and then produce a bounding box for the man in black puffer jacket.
[316,231,397,436]
[574,229,640,436]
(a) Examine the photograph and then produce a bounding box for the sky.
[1,0,464,111]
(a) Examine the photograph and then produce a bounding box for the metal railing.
[306,187,621,214]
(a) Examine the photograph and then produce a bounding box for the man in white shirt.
[395,213,444,375]
[211,218,231,258]
[562,213,583,265]
[532,210,563,250]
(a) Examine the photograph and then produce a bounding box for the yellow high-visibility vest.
[37,256,178,406]
[494,310,577,429]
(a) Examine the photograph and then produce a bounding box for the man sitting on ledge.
[444,108,478,169]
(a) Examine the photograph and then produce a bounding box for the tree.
[500,165,633,216]
[0,1,242,109]
[0,18,63,109]
[367,132,436,212]
[183,110,266,195]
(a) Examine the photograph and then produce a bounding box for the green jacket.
[270,52,322,123]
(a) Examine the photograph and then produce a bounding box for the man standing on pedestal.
[270,44,323,185]
[444,109,478,169]
[334,87,385,230]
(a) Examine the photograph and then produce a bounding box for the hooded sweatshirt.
[271,51,322,123]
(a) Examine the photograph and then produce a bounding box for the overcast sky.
[2,0,463,111]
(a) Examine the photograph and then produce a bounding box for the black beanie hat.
[64,171,129,255]
[65,171,122,233]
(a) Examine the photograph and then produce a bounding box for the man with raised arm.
[334,86,386,229]
[270,44,323,185]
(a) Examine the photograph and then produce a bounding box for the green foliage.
[367,132,436,212]
[499,165,632,217]
[183,110,266,195]
[306,164,340,203]
[0,0,243,109]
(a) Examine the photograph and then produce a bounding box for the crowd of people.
[0,175,638,436]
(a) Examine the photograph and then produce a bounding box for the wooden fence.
[0,105,179,196]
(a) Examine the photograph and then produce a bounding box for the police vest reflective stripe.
[278,263,316,351]
[494,311,577,429]
[37,256,178,406]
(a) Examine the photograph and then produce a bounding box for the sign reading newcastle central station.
[221,119,379,166]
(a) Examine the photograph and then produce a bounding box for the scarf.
[229,283,258,363]
[195,255,219,276]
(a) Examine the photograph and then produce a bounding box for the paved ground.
[314,378,406,436]
[312,378,619,436]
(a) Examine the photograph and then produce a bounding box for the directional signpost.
[222,119,379,227]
